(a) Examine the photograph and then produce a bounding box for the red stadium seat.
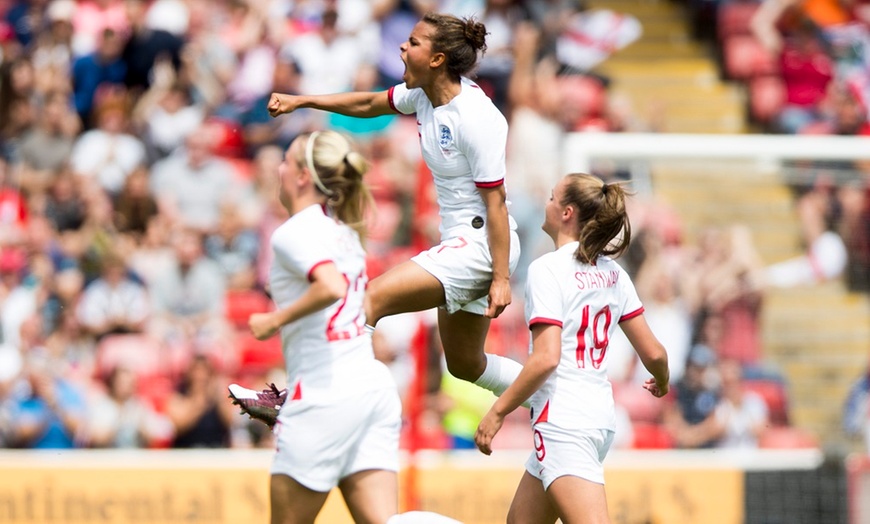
[632,422,674,449]
[749,74,787,123]
[236,330,284,374]
[225,289,273,328]
[137,374,175,413]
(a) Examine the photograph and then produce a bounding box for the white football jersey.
[269,204,393,402]
[388,78,517,238]
[524,242,644,430]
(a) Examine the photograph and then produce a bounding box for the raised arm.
[268,90,395,119]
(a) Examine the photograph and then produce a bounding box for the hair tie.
[601,183,608,196]
[305,131,334,197]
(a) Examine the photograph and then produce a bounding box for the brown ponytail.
[560,173,632,264]
[421,12,487,79]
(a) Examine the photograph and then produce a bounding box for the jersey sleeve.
[524,257,564,329]
[272,221,335,281]
[387,83,420,115]
[616,265,644,322]
[459,108,507,188]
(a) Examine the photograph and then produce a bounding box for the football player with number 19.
[474,174,670,524]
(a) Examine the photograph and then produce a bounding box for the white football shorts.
[524,424,615,490]
[270,386,402,492]
[411,229,520,314]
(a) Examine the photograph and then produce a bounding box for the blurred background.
[0,0,869,522]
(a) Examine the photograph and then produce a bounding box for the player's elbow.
[538,349,561,374]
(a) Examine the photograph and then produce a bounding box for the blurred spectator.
[219,6,276,121]
[76,252,150,340]
[69,90,146,196]
[126,214,175,288]
[70,0,128,58]
[16,90,80,194]
[40,263,84,340]
[844,364,870,451]
[684,225,766,366]
[0,345,24,447]
[0,56,37,159]
[4,0,50,49]
[280,8,370,99]
[147,227,230,364]
[149,124,241,234]
[131,58,205,162]
[770,21,835,133]
[71,27,127,128]
[239,52,314,156]
[627,250,693,385]
[165,354,234,448]
[112,166,158,237]
[839,168,870,291]
[662,344,722,449]
[204,204,259,291]
[475,0,532,113]
[372,0,436,87]
[0,252,39,350]
[0,157,29,245]
[713,359,770,449]
[236,144,282,228]
[5,348,87,448]
[30,0,75,94]
[87,365,173,448]
[144,0,189,38]
[120,0,183,94]
[766,179,848,287]
[42,168,85,233]
[43,308,96,384]
[801,80,870,135]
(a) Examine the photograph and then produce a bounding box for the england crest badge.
[439,125,453,148]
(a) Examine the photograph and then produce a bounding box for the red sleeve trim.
[619,307,644,322]
[475,179,504,189]
[307,260,333,282]
[387,86,399,113]
[529,317,562,328]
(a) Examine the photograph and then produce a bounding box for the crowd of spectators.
[0,0,828,453]
[710,0,870,135]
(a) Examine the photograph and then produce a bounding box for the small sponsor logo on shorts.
[471,216,484,229]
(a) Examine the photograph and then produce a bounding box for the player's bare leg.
[506,471,558,524]
[364,260,446,323]
[339,469,398,524]
[437,308,489,382]
[546,475,610,524]
[270,474,330,524]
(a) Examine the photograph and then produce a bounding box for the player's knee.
[444,353,485,382]
[363,286,383,326]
